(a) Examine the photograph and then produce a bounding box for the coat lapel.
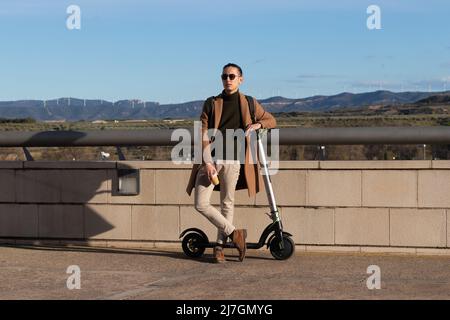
[213,96,223,128]
[239,92,251,128]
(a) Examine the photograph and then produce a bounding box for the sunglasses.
[221,73,239,80]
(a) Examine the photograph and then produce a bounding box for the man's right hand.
[205,163,217,182]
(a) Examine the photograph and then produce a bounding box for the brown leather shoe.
[213,246,225,263]
[232,229,247,261]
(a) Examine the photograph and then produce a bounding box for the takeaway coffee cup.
[211,172,219,186]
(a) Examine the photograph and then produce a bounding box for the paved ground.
[0,244,449,300]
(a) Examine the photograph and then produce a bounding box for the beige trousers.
[194,161,241,245]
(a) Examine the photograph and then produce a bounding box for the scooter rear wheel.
[269,235,295,260]
[182,232,206,258]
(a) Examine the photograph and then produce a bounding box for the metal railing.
[1,127,450,147]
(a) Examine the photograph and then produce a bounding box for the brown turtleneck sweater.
[217,90,245,161]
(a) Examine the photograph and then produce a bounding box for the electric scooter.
[180,129,295,260]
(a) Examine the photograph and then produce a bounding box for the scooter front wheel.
[269,235,295,260]
[181,232,207,258]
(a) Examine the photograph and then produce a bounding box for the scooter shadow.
[0,244,274,263]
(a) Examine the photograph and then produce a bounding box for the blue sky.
[0,0,449,103]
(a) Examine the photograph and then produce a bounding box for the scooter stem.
[256,129,281,224]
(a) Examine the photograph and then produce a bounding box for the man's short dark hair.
[223,63,243,76]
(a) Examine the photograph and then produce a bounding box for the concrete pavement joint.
[98,277,168,300]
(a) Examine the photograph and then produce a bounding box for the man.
[186,63,277,263]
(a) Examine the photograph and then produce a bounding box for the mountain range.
[0,90,449,121]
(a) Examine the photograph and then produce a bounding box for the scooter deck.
[199,242,264,250]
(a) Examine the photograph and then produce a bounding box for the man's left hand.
[245,123,262,136]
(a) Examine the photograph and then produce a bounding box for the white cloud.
[296,74,343,79]
[347,80,401,91]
